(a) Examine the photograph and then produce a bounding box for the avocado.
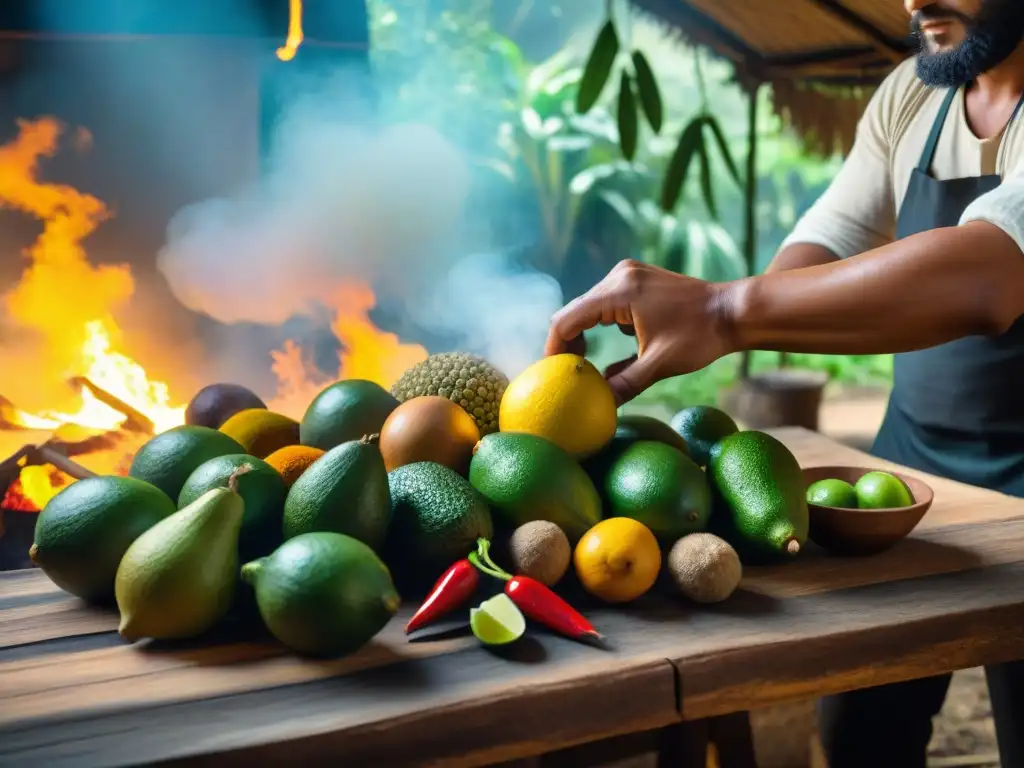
[128,425,246,505]
[282,435,391,552]
[615,415,690,455]
[670,405,738,467]
[30,475,176,603]
[469,432,601,541]
[708,430,809,564]
[604,440,710,540]
[386,461,493,590]
[300,380,400,452]
[582,414,690,499]
[241,532,400,657]
[185,383,266,429]
[178,454,288,562]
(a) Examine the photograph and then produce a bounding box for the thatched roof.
[630,0,918,154]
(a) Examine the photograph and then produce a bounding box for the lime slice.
[470,593,526,646]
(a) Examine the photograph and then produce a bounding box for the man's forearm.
[724,222,1024,355]
[764,243,841,273]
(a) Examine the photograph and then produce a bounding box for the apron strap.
[1011,90,1024,122]
[917,86,1024,175]
[916,86,959,174]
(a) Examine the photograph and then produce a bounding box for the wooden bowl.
[802,465,934,556]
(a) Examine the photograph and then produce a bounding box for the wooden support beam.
[806,0,914,58]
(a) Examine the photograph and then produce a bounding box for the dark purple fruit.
[185,384,267,429]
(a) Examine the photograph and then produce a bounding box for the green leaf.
[660,118,703,212]
[576,19,619,115]
[703,115,742,188]
[616,71,638,161]
[630,50,663,133]
[697,135,717,220]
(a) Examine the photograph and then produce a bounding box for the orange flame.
[276,0,304,62]
[268,283,428,418]
[0,118,186,505]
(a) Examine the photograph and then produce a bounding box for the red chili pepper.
[405,558,479,634]
[469,539,601,643]
[504,574,600,641]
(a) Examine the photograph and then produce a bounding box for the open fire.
[1,114,426,513]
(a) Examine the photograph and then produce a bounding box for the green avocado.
[128,425,246,501]
[469,432,601,541]
[603,440,710,540]
[30,475,176,603]
[178,453,288,562]
[241,532,400,657]
[300,380,400,452]
[282,436,391,552]
[670,405,738,467]
[708,430,809,564]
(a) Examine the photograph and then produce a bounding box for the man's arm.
[764,243,840,273]
[726,220,1024,355]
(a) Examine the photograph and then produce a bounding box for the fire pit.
[0,378,153,570]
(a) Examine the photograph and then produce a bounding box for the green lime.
[855,471,914,509]
[470,593,526,646]
[806,478,859,508]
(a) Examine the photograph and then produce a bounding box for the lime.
[806,478,859,508]
[470,593,526,646]
[855,471,914,509]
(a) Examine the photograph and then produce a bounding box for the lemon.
[499,354,617,458]
[470,593,526,645]
[573,517,662,603]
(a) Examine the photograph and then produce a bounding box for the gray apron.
[865,84,1024,768]
[872,85,1024,496]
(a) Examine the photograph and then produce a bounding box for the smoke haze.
[156,65,564,379]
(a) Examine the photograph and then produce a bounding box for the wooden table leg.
[656,712,758,768]
[709,712,757,768]
[657,719,710,768]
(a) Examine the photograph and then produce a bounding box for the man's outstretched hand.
[544,260,740,405]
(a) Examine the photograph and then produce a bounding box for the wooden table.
[3,427,1024,768]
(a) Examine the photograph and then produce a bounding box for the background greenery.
[367,0,894,412]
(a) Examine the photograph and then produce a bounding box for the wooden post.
[738,81,762,381]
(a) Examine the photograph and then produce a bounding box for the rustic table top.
[3,426,1024,767]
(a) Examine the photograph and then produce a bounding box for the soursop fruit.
[390,353,508,436]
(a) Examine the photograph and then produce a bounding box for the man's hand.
[544,260,737,405]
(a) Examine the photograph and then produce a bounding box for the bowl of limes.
[802,465,934,556]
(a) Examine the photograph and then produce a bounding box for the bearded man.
[545,2,1024,765]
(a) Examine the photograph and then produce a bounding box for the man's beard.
[912,0,1024,87]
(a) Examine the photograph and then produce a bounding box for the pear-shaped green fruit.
[114,466,249,642]
[282,435,391,551]
[241,532,400,657]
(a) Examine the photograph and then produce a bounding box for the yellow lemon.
[499,354,617,458]
[573,518,662,603]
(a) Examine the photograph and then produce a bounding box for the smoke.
[156,65,563,379]
[413,250,563,379]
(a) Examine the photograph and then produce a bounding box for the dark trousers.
[820,403,1024,768]
[817,660,1024,768]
